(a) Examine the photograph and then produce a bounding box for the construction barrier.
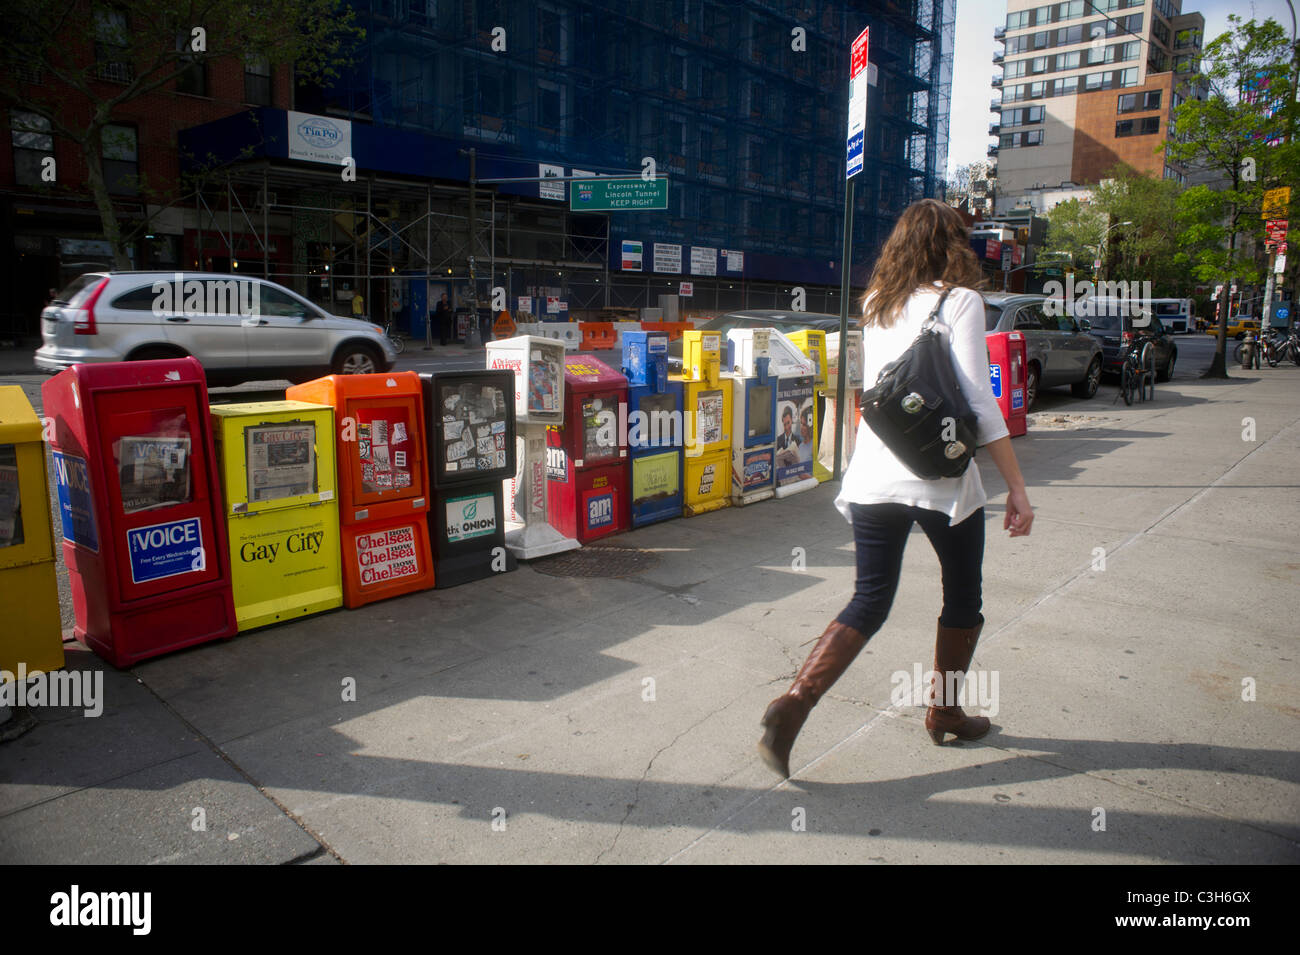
[537,324,582,350]
[641,321,695,342]
[578,322,618,351]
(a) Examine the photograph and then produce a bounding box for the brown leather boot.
[758,621,870,778]
[925,615,991,745]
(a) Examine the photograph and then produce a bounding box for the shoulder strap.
[920,286,955,333]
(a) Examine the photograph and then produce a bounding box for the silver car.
[35,271,397,384]
[983,292,1103,410]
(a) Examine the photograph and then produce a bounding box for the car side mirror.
[1078,319,1090,332]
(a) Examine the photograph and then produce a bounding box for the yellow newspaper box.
[211,401,342,631]
[674,330,731,516]
[786,330,830,483]
[0,386,63,678]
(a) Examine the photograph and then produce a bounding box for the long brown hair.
[861,198,984,328]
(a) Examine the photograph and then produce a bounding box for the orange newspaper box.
[286,372,434,607]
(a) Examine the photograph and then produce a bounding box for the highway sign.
[569,177,668,211]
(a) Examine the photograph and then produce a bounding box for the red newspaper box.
[41,358,236,666]
[986,331,1028,438]
[287,372,434,607]
[547,356,629,543]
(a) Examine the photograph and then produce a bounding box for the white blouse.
[834,283,1010,526]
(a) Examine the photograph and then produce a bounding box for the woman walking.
[758,198,1034,779]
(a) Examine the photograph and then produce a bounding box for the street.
[2,334,1297,864]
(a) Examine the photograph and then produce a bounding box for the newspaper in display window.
[0,447,22,547]
[245,421,317,502]
[440,382,509,476]
[697,391,724,446]
[528,353,561,414]
[116,434,192,513]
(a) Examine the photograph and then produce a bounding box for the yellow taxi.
[1203,316,1261,338]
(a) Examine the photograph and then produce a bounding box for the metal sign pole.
[833,180,854,481]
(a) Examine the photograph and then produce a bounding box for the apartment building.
[989,0,1204,213]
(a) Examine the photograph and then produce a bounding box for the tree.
[1165,15,1298,378]
[0,0,364,270]
[946,160,992,209]
[1043,198,1107,270]
[1091,166,1199,294]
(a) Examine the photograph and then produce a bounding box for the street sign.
[493,311,516,339]
[679,282,693,297]
[1001,245,1013,271]
[1265,219,1288,243]
[1276,253,1287,274]
[1262,187,1291,219]
[845,28,869,179]
[569,177,668,211]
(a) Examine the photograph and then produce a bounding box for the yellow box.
[210,401,342,631]
[0,386,64,678]
[683,447,731,516]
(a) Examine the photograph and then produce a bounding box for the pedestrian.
[435,292,452,347]
[758,198,1034,779]
[351,289,365,319]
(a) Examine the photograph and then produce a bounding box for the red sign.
[1266,219,1288,242]
[679,282,694,297]
[850,28,870,79]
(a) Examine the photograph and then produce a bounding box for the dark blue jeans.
[835,503,985,636]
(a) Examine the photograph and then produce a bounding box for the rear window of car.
[985,306,1003,332]
[53,273,107,306]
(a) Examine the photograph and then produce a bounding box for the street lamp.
[1095,220,1133,282]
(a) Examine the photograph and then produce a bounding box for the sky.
[946,0,1299,180]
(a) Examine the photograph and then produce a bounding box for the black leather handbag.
[859,287,979,480]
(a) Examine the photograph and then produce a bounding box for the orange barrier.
[578,322,617,351]
[640,321,695,342]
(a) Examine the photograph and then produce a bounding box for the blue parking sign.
[989,363,1003,399]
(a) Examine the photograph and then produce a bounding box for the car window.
[258,285,312,317]
[984,305,1004,331]
[54,273,107,306]
[112,282,173,311]
[1013,305,1044,331]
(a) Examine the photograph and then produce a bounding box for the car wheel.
[1024,363,1039,412]
[1072,356,1101,398]
[1156,351,1175,383]
[333,344,381,375]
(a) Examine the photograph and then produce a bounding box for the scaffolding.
[187,1,956,323]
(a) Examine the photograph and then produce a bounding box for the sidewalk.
[2,367,1298,864]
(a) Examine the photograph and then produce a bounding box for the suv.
[35,271,397,384]
[983,293,1104,410]
[1076,301,1177,380]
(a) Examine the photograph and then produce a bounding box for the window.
[1032,56,1048,73]
[1030,81,1045,98]
[1153,20,1170,46]
[1143,90,1162,110]
[1140,115,1160,134]
[1115,119,1134,136]
[1005,60,1026,78]
[1118,93,1137,113]
[11,110,53,187]
[1025,128,1043,145]
[244,54,272,106]
[1056,51,1079,70]
[1057,75,1078,94]
[174,32,207,96]
[537,83,562,129]
[101,124,138,196]
[1061,24,1082,45]
[1085,72,1102,90]
[258,285,313,317]
[94,9,132,83]
[1014,306,1045,331]
[1033,31,1050,50]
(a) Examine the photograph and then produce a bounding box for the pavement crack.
[594,688,749,864]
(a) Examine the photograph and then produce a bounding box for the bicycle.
[1265,329,1300,367]
[381,318,407,355]
[1117,337,1154,406]
[1233,332,1278,367]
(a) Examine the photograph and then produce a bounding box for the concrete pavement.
[1,352,1298,864]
